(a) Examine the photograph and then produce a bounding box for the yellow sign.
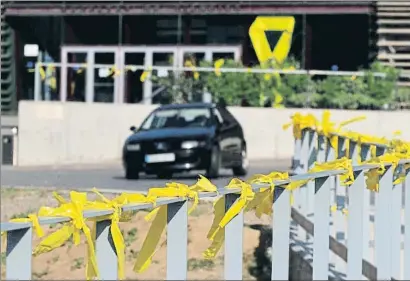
[249,16,295,65]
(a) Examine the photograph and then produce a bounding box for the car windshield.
[140,107,212,130]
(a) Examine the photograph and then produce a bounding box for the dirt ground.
[1,187,271,280]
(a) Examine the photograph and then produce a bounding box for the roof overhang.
[4,1,375,16]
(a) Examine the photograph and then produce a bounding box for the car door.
[215,106,242,166]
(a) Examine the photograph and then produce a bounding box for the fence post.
[375,164,393,280]
[313,175,332,280]
[371,146,388,208]
[167,201,188,280]
[224,193,244,280]
[360,144,372,264]
[6,227,33,280]
[307,130,317,219]
[306,130,317,254]
[298,129,310,214]
[404,167,410,280]
[95,219,118,280]
[324,136,337,272]
[317,134,326,163]
[331,136,347,274]
[347,170,365,279]
[391,164,404,280]
[271,186,291,280]
[334,136,347,242]
[296,129,311,249]
[293,138,302,173]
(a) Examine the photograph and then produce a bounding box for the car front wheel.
[125,164,140,180]
[232,146,249,176]
[207,145,221,179]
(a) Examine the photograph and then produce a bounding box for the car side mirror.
[130,126,137,133]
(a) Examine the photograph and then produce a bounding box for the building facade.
[1,0,409,113]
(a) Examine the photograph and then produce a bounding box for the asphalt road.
[1,158,291,193]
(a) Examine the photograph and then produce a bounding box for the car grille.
[140,140,181,153]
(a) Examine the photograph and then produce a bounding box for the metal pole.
[12,127,18,166]
[34,62,41,101]
[302,14,307,69]
[118,13,123,45]
[36,62,388,77]
[177,3,182,45]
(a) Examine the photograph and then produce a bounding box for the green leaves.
[150,58,400,110]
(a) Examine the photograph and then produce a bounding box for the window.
[141,107,212,130]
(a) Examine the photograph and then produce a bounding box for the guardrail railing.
[1,111,409,280]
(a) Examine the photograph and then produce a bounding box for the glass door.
[61,46,120,103]
[93,52,116,103]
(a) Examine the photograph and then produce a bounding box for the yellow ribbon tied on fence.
[284,110,367,158]
[313,157,355,185]
[282,112,317,140]
[134,175,217,273]
[214,59,225,77]
[247,171,291,216]
[140,67,152,82]
[85,188,156,280]
[33,191,99,281]
[289,157,355,189]
[363,150,410,192]
[184,60,200,80]
[1,213,45,248]
[203,178,255,259]
[323,112,366,159]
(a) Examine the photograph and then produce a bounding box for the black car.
[122,102,249,179]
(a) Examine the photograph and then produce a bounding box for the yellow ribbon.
[140,67,152,82]
[184,60,200,80]
[203,178,254,259]
[282,112,317,140]
[83,188,155,280]
[1,213,45,248]
[363,151,410,192]
[134,175,217,273]
[32,191,99,280]
[323,113,366,159]
[247,171,292,211]
[284,111,367,159]
[214,59,225,77]
[285,157,355,190]
[109,66,121,77]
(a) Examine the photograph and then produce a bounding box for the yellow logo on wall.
[249,16,295,65]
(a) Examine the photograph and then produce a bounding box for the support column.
[304,15,312,70]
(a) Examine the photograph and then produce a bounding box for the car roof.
[156,103,216,111]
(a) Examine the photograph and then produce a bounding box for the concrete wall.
[17,101,410,166]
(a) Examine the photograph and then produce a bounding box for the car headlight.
[126,143,141,151]
[181,140,206,149]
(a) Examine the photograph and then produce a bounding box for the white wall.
[17,101,410,166]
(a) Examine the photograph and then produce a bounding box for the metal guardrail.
[1,129,410,280]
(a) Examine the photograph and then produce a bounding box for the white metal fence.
[1,125,409,280]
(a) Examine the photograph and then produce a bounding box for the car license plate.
[145,153,175,163]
